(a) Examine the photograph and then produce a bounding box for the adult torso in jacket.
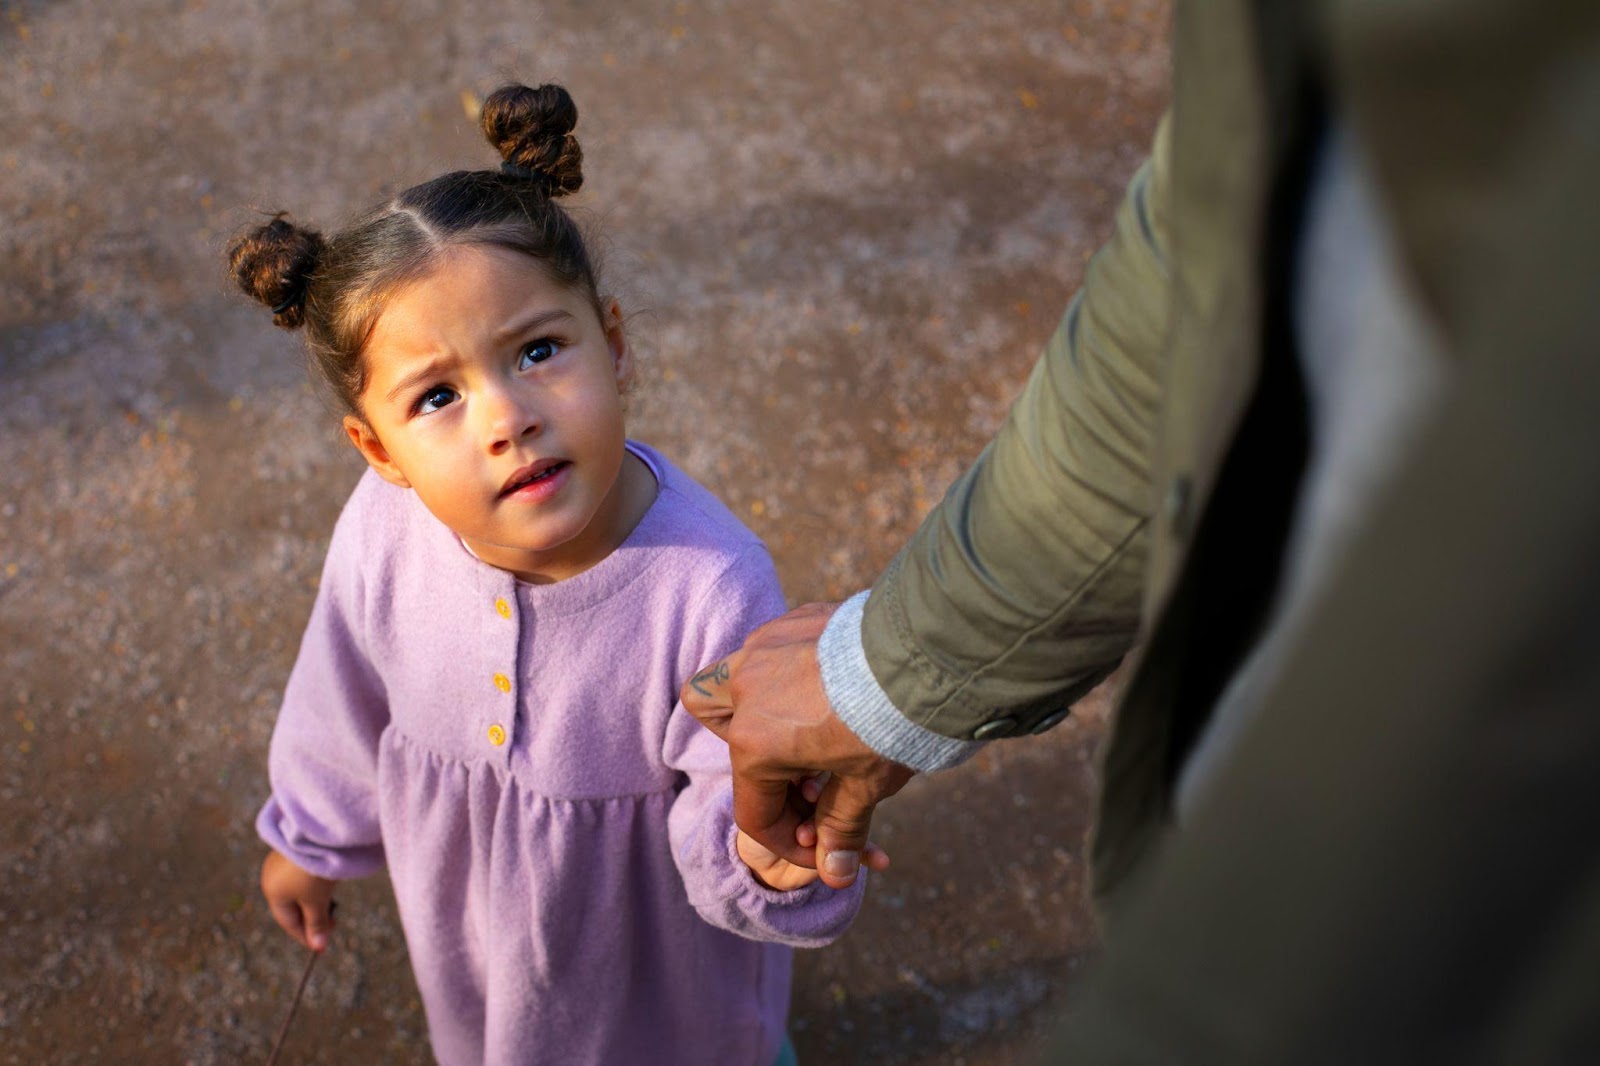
[860,0,1600,913]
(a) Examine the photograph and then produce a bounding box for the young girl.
[231,83,865,1066]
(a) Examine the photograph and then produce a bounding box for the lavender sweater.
[257,442,864,1066]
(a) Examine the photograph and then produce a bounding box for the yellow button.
[493,673,511,694]
[487,723,507,747]
[495,597,511,619]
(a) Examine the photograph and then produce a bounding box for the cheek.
[394,428,472,483]
[573,378,628,433]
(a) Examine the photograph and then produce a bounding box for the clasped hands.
[683,601,914,890]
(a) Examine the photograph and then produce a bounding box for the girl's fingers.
[261,852,339,951]
[736,829,779,866]
[729,773,813,867]
[302,899,335,953]
[795,819,817,849]
[266,890,334,952]
[269,897,308,948]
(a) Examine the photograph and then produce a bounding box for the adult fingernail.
[824,850,860,879]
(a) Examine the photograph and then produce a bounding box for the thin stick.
[266,946,320,1066]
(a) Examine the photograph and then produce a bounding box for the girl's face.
[345,244,653,583]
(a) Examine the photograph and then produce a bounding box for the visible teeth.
[514,465,558,490]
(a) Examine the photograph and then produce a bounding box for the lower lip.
[502,463,570,503]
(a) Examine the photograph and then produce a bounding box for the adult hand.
[682,601,915,889]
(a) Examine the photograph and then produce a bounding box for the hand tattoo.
[688,660,730,698]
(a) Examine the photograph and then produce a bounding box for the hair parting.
[225,83,601,417]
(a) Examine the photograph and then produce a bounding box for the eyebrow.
[494,307,575,344]
[381,309,578,404]
[385,355,462,405]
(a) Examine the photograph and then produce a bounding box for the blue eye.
[519,338,561,369]
[416,386,458,414]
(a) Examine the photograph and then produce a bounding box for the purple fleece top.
[257,442,864,1066]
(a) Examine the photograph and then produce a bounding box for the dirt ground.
[0,1,1168,1062]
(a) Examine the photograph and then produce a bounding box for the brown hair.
[227,83,601,417]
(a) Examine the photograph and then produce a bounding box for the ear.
[343,415,412,489]
[600,297,633,393]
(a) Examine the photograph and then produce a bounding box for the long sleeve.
[665,546,867,946]
[822,116,1174,769]
[255,499,390,881]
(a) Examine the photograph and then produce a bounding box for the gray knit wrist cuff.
[818,591,983,774]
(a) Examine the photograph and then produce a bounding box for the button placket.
[488,593,515,757]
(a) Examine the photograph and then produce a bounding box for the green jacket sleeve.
[858,115,1173,741]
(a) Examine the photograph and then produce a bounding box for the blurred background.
[0,1,1167,1062]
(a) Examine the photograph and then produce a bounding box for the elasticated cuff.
[817,592,983,774]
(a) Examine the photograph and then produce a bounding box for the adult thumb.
[813,774,881,889]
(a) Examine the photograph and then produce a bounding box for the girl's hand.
[736,829,824,891]
[261,849,339,952]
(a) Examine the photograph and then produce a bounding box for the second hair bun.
[481,83,583,197]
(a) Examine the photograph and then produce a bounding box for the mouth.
[499,459,569,497]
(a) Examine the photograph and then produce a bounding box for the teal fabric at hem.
[773,1034,798,1066]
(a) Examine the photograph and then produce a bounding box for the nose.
[478,381,541,455]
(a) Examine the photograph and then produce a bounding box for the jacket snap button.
[973,718,1018,740]
[1164,476,1193,538]
[1031,710,1069,734]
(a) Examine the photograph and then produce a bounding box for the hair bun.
[480,83,584,197]
[227,215,326,329]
